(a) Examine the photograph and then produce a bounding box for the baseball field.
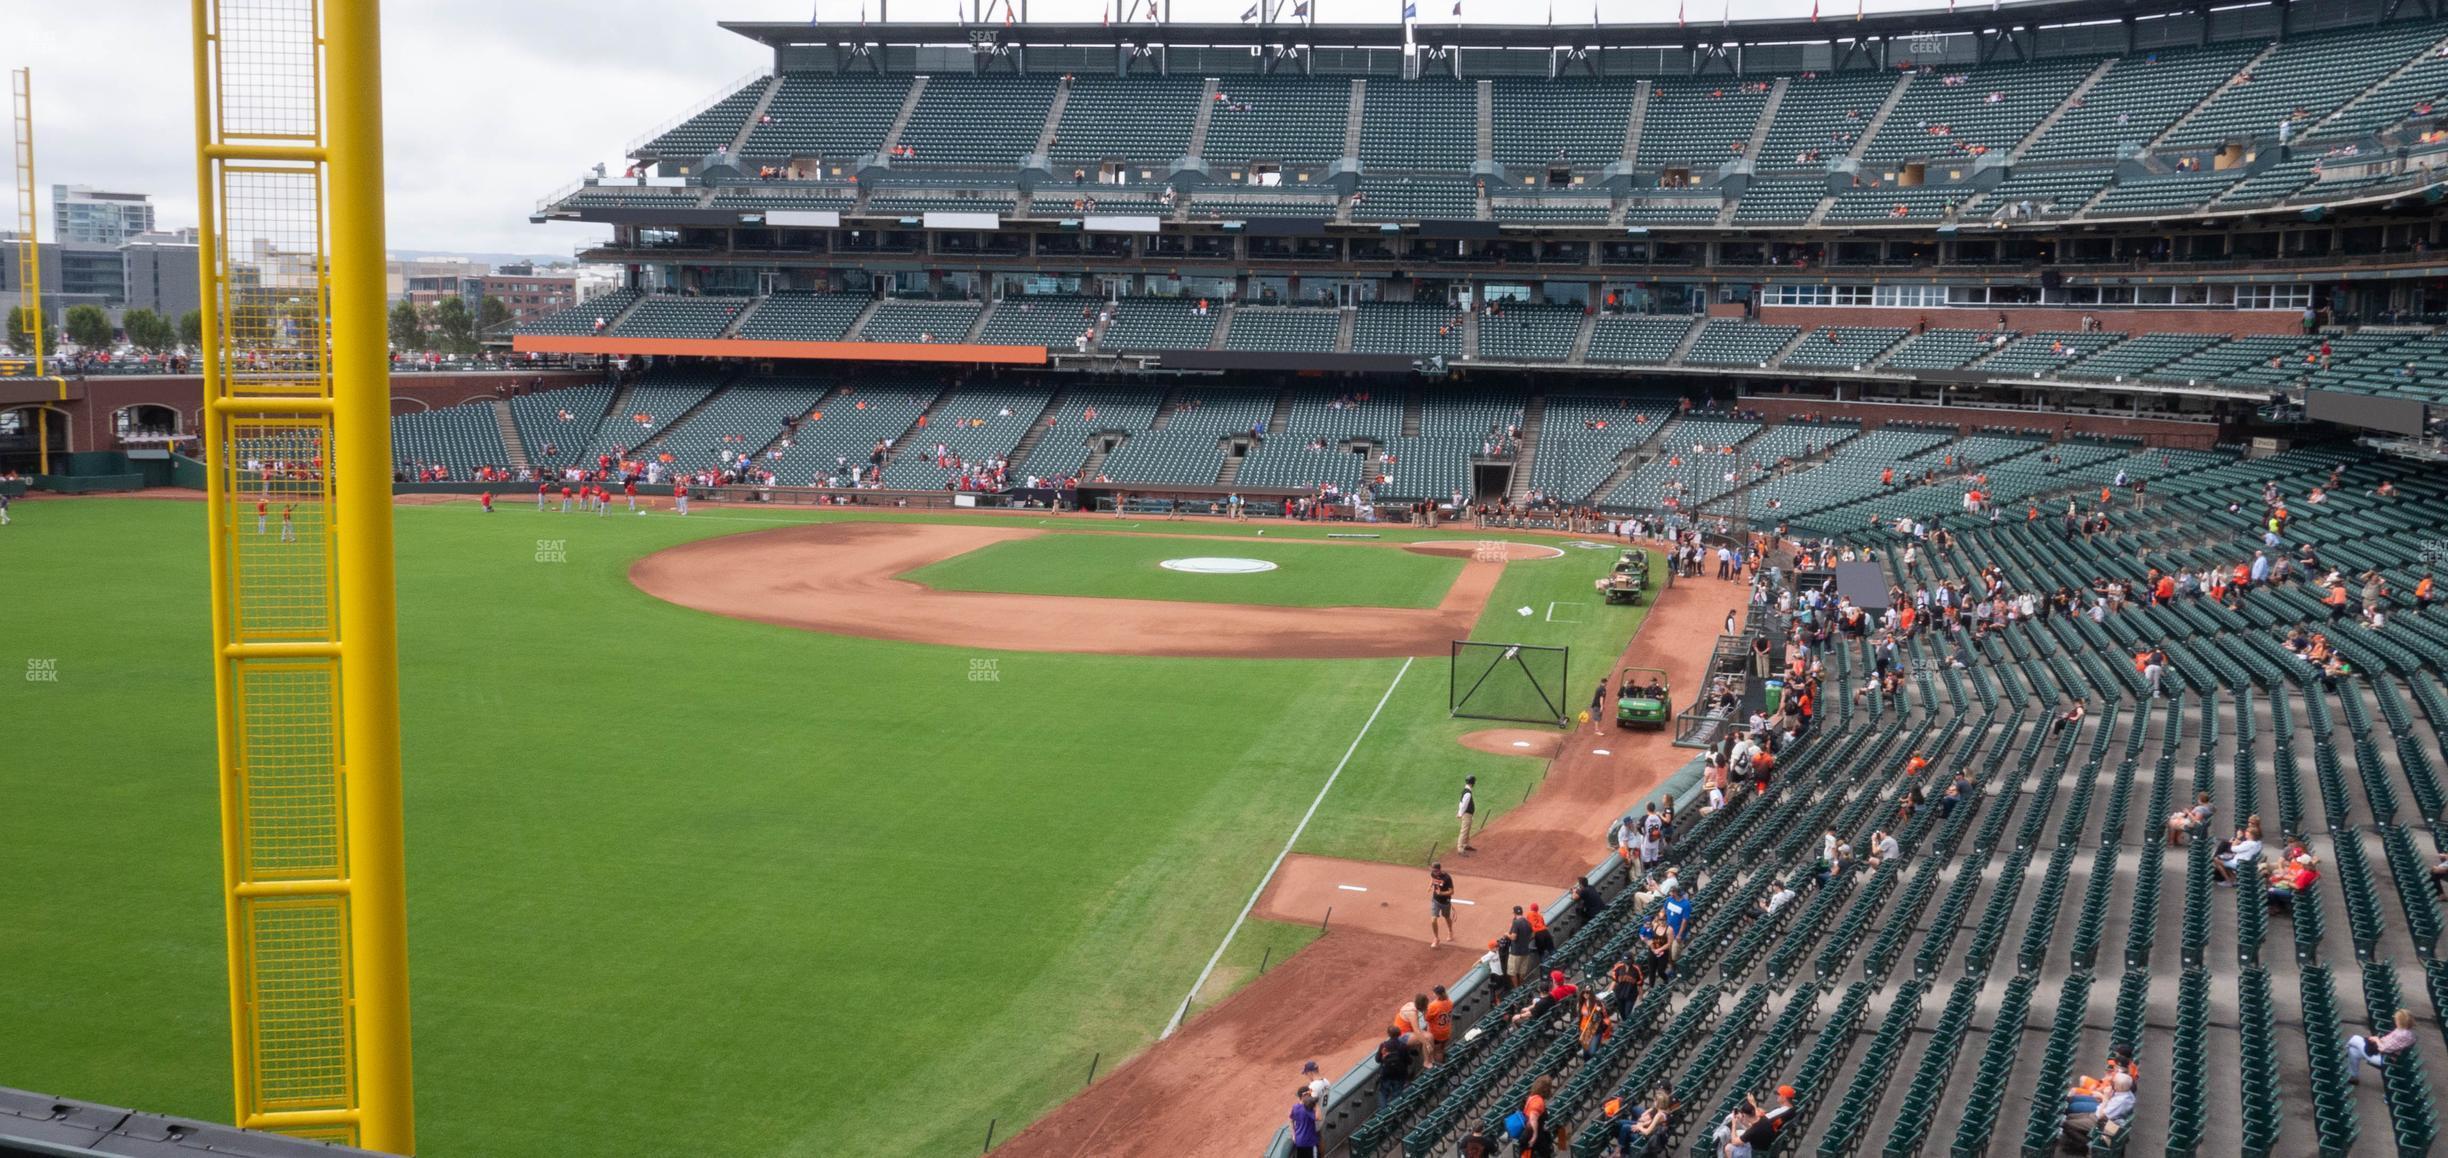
[1,497,1657,1157]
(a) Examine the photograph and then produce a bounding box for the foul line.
[1162,655,1414,1039]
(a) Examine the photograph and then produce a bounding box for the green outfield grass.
[1290,543,1656,866]
[0,499,1646,1157]
[900,530,1466,608]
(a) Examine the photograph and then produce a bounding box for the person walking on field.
[673,480,690,516]
[1429,861,1458,947]
[279,504,296,543]
[1456,776,1479,854]
[1590,677,1610,733]
[479,490,494,514]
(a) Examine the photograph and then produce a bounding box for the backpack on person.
[1503,1111,1529,1141]
[1377,1038,1415,1081]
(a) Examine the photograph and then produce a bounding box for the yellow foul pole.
[192,0,413,1149]
[324,1,415,1149]
[9,67,38,374]
[12,68,52,474]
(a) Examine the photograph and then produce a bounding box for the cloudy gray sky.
[20,0,1889,257]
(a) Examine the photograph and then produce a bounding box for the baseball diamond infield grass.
[900,531,1468,608]
[0,499,1646,1157]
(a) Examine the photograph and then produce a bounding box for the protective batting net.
[1449,641,1570,726]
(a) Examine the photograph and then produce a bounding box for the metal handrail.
[622,68,770,158]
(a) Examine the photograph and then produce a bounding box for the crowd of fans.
[1289,447,2448,1156]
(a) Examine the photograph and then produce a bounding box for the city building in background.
[479,264,576,324]
[51,185,154,246]
[120,229,203,319]
[0,231,111,323]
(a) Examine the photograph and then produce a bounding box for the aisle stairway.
[491,399,529,471]
[1504,394,1546,504]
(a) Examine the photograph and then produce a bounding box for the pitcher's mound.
[1457,728,1563,758]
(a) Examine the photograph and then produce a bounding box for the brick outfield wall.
[1737,395,2229,449]
[1755,305,2305,337]
[52,371,601,456]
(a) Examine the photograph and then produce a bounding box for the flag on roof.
[1293,0,1309,14]
[1241,1,1260,18]
[1003,0,1015,23]
[1452,0,1462,15]
[1402,0,1418,17]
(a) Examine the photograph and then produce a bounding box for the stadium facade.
[515,0,2448,410]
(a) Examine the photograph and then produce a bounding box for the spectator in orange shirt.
[1394,993,1428,1042]
[1424,986,1454,1065]
[1525,903,1554,972]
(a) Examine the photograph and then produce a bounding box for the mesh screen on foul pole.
[193,0,412,1149]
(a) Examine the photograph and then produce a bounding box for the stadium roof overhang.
[723,0,2239,52]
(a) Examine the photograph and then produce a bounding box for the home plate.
[1593,749,1613,756]
[1512,740,1532,748]
[1452,898,1476,906]
[1337,884,1369,892]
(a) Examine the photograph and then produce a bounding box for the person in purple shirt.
[1288,1087,1321,1158]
